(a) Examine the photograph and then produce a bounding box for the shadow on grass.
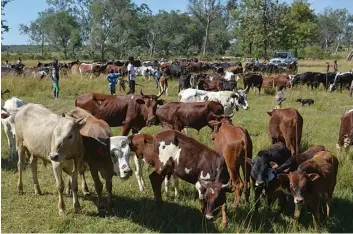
[1,158,18,172]
[326,197,353,232]
[84,194,219,233]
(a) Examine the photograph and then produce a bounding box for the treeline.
[10,0,353,60]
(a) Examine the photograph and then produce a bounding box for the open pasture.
[1,59,353,233]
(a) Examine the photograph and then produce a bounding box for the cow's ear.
[270,161,279,169]
[136,99,145,105]
[307,173,320,182]
[74,117,86,129]
[277,174,289,187]
[267,111,273,116]
[209,120,220,127]
[157,99,165,105]
[246,158,253,166]
[1,112,9,119]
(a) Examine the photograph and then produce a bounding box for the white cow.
[178,88,249,115]
[1,97,25,162]
[15,103,86,215]
[224,70,236,81]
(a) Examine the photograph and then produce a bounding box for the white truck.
[269,52,297,65]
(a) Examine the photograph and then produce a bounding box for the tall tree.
[1,0,13,38]
[188,0,236,54]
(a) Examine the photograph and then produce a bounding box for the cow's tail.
[243,137,248,195]
[295,116,299,155]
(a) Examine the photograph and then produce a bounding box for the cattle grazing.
[210,116,252,208]
[132,130,231,226]
[66,107,132,216]
[178,88,249,116]
[295,98,314,106]
[15,104,86,215]
[158,75,168,97]
[241,73,263,95]
[156,101,224,132]
[277,151,339,231]
[1,97,25,162]
[267,108,303,155]
[75,91,165,135]
[336,109,353,152]
[329,71,353,92]
[275,145,326,173]
[247,142,292,212]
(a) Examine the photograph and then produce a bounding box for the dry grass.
[1,59,353,233]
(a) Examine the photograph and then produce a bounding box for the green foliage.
[1,0,13,36]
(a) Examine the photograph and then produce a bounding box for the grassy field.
[1,59,353,233]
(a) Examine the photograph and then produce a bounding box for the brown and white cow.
[336,109,353,152]
[277,151,339,231]
[158,75,168,97]
[130,130,231,226]
[267,108,303,155]
[210,116,252,209]
[156,101,224,132]
[75,91,165,135]
[79,63,106,79]
[15,103,86,215]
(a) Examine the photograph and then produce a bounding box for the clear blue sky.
[1,0,352,45]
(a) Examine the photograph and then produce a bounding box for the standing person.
[4,60,10,67]
[333,60,338,72]
[107,69,121,95]
[127,56,136,94]
[274,85,286,109]
[52,59,60,100]
[152,67,162,88]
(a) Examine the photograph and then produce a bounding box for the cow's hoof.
[59,209,65,216]
[66,188,72,196]
[74,206,81,214]
[34,185,42,195]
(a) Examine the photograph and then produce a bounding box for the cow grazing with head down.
[336,109,353,152]
[1,97,25,162]
[277,151,339,231]
[75,91,165,135]
[130,130,231,226]
[156,101,224,132]
[247,142,292,212]
[329,71,353,92]
[267,108,303,155]
[210,116,252,209]
[15,103,86,215]
[66,107,132,216]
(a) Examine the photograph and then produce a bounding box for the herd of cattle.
[1,78,352,231]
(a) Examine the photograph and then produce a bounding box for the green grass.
[1,59,353,233]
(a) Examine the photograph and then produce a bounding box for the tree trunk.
[335,40,340,55]
[41,41,44,57]
[294,48,298,58]
[63,47,67,59]
[249,42,252,57]
[264,39,268,60]
[203,19,210,55]
[100,44,105,60]
[347,49,353,60]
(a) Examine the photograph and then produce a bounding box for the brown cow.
[241,73,263,95]
[210,116,252,208]
[267,108,303,155]
[66,107,132,216]
[227,66,243,74]
[277,151,339,231]
[158,75,168,97]
[75,91,165,135]
[156,101,224,132]
[336,109,353,152]
[130,130,231,226]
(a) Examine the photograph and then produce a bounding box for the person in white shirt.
[127,56,136,94]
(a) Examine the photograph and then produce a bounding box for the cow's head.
[49,116,86,162]
[1,107,20,136]
[232,90,249,110]
[247,151,277,188]
[139,90,165,126]
[277,172,319,206]
[99,136,132,179]
[329,83,336,92]
[209,114,233,139]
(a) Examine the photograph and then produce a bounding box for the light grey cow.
[15,103,86,215]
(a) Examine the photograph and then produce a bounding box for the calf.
[336,109,353,152]
[156,101,224,132]
[295,98,314,106]
[267,108,303,155]
[1,97,25,162]
[247,142,291,212]
[158,75,168,97]
[277,151,339,231]
[131,130,231,226]
[210,116,252,208]
[66,107,132,216]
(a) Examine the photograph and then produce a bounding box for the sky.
[1,0,352,45]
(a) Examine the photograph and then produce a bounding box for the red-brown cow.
[129,130,232,226]
[75,91,165,135]
[158,75,168,97]
[156,101,224,132]
[210,116,252,208]
[336,109,353,152]
[267,108,303,155]
[277,151,339,231]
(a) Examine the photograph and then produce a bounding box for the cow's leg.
[52,162,65,215]
[149,171,164,204]
[90,166,104,216]
[254,182,262,212]
[242,158,251,203]
[164,176,170,197]
[103,170,114,215]
[17,146,26,194]
[165,86,169,97]
[79,163,90,196]
[4,124,14,162]
[30,156,42,195]
[10,134,17,161]
[172,174,179,200]
[134,156,145,192]
[326,190,333,217]
[221,204,228,227]
[284,134,295,155]
[310,199,320,232]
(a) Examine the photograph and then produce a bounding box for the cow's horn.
[221,181,230,188]
[140,89,145,97]
[228,113,234,118]
[157,90,165,99]
[199,179,209,188]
